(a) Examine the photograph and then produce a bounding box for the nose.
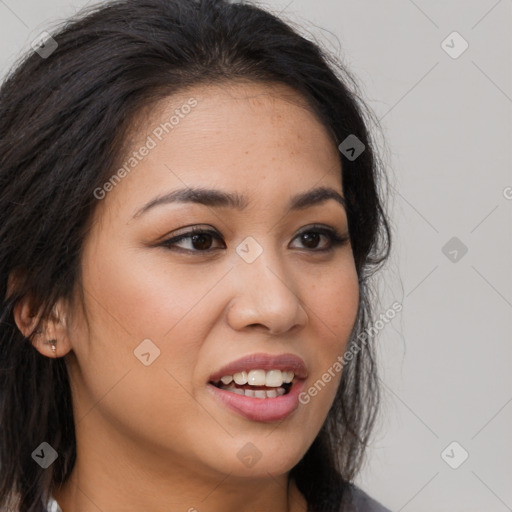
[226,247,309,336]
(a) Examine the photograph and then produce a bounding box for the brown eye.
[160,225,349,255]
[160,228,225,253]
[290,226,349,252]
[299,232,322,249]
[188,233,214,251]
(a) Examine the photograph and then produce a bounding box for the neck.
[52,415,308,512]
[53,468,308,512]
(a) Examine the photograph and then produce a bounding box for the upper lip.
[208,352,308,383]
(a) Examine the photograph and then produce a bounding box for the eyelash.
[159,224,350,254]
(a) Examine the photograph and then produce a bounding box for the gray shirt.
[342,484,392,511]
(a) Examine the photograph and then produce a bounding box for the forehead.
[127,79,338,161]
[95,80,342,221]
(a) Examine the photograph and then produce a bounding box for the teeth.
[227,369,295,387]
[248,369,266,386]
[217,381,287,398]
[266,370,282,387]
[233,371,248,385]
[282,371,294,384]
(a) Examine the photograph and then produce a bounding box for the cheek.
[76,240,232,395]
[69,242,227,450]
[82,242,218,341]
[303,258,360,344]
[297,261,359,421]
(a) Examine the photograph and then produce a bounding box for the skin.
[14,81,360,512]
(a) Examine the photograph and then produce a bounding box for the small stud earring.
[48,339,57,355]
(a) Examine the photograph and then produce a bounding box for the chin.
[202,440,306,479]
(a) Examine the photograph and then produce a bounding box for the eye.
[159,226,225,252]
[290,225,349,252]
[159,224,349,254]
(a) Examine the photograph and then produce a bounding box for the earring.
[47,339,57,355]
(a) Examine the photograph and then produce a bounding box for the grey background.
[1,1,511,510]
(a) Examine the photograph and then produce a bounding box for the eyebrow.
[132,185,347,219]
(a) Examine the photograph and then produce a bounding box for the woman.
[0,0,393,511]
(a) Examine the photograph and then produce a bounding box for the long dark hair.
[0,1,391,511]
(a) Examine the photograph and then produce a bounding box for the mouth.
[209,369,295,399]
[206,353,308,422]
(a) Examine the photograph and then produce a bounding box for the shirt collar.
[47,497,63,512]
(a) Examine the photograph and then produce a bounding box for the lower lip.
[207,379,306,423]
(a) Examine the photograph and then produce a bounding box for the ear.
[9,272,73,359]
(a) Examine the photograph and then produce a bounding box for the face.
[62,81,359,483]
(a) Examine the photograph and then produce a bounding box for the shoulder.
[340,483,393,512]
